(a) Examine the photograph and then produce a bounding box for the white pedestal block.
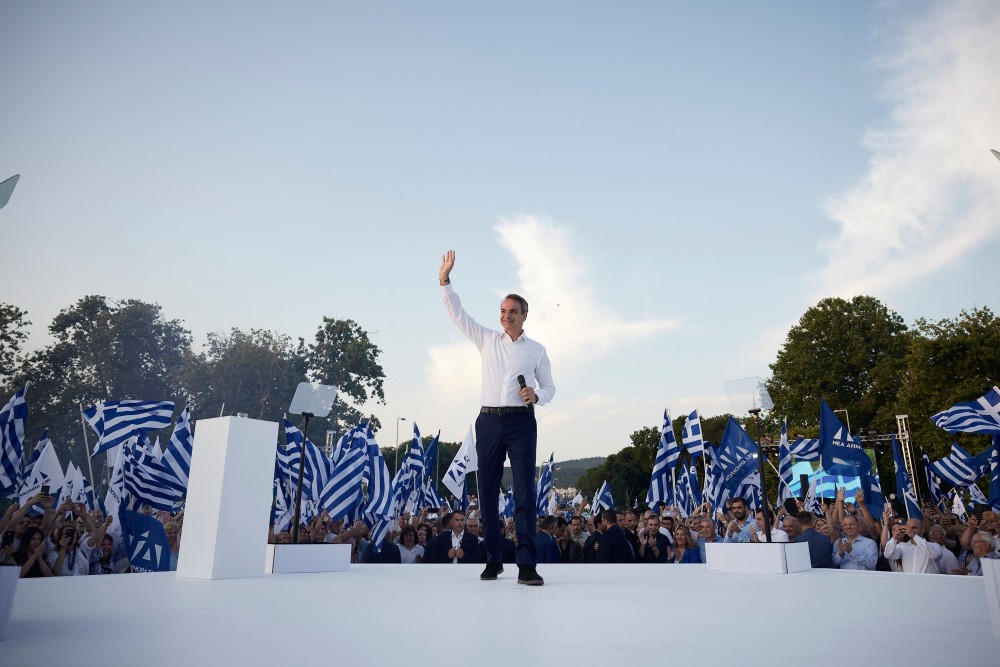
[266,544,352,574]
[983,559,1000,637]
[176,417,278,580]
[0,565,17,640]
[705,542,812,574]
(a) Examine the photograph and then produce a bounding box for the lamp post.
[394,417,406,473]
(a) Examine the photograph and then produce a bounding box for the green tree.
[308,317,386,432]
[890,306,1000,461]
[0,303,30,383]
[767,296,908,434]
[5,296,192,470]
[183,328,308,423]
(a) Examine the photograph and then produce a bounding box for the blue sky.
[2,2,999,461]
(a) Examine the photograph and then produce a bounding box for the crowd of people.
[0,493,182,577]
[265,486,1000,576]
[4,486,996,578]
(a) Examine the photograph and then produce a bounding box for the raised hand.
[439,250,455,284]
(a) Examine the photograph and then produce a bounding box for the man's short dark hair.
[731,497,747,508]
[601,509,618,525]
[540,515,558,531]
[797,511,815,526]
[504,293,528,314]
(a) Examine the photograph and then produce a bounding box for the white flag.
[442,425,477,500]
[103,444,127,542]
[19,439,64,506]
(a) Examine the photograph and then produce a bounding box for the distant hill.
[500,456,605,490]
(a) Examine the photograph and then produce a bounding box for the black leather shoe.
[480,562,504,580]
[517,565,544,586]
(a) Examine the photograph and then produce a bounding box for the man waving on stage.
[439,249,556,586]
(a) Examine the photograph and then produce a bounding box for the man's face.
[905,519,923,538]
[500,298,527,338]
[699,521,715,540]
[625,513,637,531]
[451,513,466,533]
[842,516,860,539]
[664,517,675,531]
[782,517,799,538]
[731,500,747,520]
[972,535,992,558]
[646,517,660,535]
[616,514,625,529]
[755,512,766,533]
[928,527,946,546]
[466,517,481,535]
[570,518,582,536]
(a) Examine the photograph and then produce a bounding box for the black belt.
[481,406,533,416]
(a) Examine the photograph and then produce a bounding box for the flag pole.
[77,402,99,512]
[763,456,795,506]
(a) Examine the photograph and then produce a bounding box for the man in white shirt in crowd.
[884,517,942,574]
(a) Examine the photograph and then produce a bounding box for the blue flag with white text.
[716,417,758,495]
[121,509,172,572]
[819,399,872,477]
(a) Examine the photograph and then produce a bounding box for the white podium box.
[705,542,812,574]
[177,417,278,580]
[266,544,352,574]
[983,559,1000,637]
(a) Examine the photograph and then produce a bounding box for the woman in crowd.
[416,523,431,548]
[671,526,701,563]
[89,533,127,575]
[164,522,181,571]
[397,525,424,564]
[13,526,54,578]
[48,523,91,576]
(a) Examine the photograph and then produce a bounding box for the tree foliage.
[0,303,30,383]
[889,306,1000,460]
[767,296,908,433]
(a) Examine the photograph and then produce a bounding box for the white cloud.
[819,2,1000,298]
[425,214,678,404]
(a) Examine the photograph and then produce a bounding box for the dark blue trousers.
[476,411,537,567]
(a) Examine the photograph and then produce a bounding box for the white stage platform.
[2,565,996,665]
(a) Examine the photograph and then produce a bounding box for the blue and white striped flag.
[660,408,682,470]
[123,435,185,511]
[951,488,969,522]
[788,437,821,461]
[362,425,393,519]
[777,418,794,505]
[159,404,194,489]
[931,386,1000,434]
[536,452,554,517]
[592,480,615,514]
[681,409,705,458]
[646,410,675,510]
[702,443,725,511]
[84,400,174,457]
[500,487,515,519]
[320,425,367,521]
[0,386,28,496]
[930,442,989,488]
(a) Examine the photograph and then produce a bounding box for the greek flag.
[803,476,823,516]
[646,411,675,510]
[660,408,682,470]
[891,435,923,520]
[788,436,821,461]
[930,442,990,488]
[123,435,184,511]
[362,425,393,519]
[819,399,872,477]
[84,400,174,457]
[681,409,705,458]
[776,418,794,505]
[931,386,1000,434]
[702,442,725,510]
[592,480,615,514]
[320,425,367,521]
[536,452,554,517]
[0,386,28,496]
[920,447,945,510]
[159,404,194,489]
[716,417,758,495]
[443,425,477,500]
[423,431,440,481]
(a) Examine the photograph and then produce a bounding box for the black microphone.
[517,375,532,405]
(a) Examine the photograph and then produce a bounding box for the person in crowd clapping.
[13,526,54,578]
